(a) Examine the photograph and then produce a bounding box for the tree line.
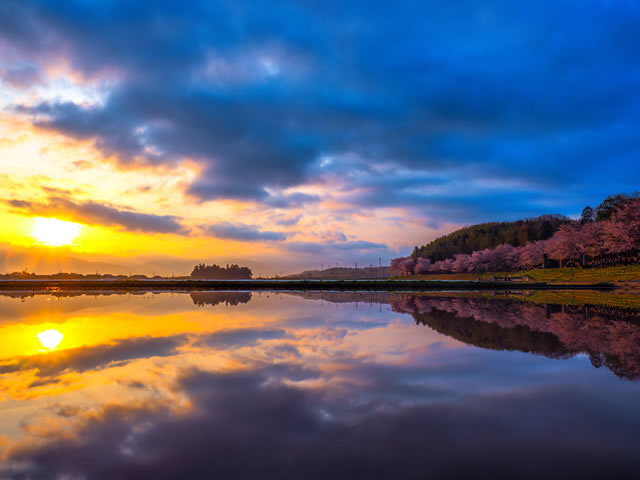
[392,193,640,275]
[190,263,253,279]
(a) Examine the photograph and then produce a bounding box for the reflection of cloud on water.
[200,328,287,348]
[0,335,188,378]
[5,366,640,480]
[0,292,639,477]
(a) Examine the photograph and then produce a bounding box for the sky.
[0,0,638,275]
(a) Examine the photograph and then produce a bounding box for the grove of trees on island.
[190,263,253,279]
[391,194,640,276]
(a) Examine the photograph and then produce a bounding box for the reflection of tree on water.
[544,302,640,323]
[412,307,570,358]
[392,295,640,380]
[190,292,252,307]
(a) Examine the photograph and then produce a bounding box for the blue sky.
[0,0,638,272]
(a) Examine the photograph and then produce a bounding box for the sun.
[37,329,64,350]
[32,217,82,247]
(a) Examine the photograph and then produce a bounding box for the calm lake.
[0,290,639,479]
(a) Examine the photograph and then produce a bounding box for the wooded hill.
[412,215,568,262]
[412,194,637,262]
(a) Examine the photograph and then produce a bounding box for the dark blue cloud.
[281,239,398,270]
[286,240,388,254]
[3,0,640,221]
[201,328,287,348]
[0,63,42,88]
[5,196,189,234]
[269,213,303,227]
[208,222,288,242]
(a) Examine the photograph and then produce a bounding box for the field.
[401,265,640,284]
[405,289,640,310]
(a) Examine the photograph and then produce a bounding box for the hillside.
[412,194,637,263]
[413,215,568,262]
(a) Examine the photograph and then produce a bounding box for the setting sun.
[32,217,82,247]
[36,329,64,350]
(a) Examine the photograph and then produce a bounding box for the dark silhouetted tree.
[191,263,252,279]
[580,206,595,224]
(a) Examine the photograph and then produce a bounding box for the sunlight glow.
[37,329,64,350]
[31,217,82,246]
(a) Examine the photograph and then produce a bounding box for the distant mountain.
[282,266,390,280]
[412,214,569,262]
[0,243,131,275]
[0,244,274,277]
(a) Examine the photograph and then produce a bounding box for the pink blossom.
[414,258,432,275]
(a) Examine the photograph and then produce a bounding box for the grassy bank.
[522,290,640,309]
[406,290,640,310]
[401,265,640,283]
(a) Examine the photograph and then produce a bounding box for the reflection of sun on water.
[37,329,64,350]
[32,217,82,247]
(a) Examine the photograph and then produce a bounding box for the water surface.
[0,290,639,479]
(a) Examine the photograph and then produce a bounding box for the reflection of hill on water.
[285,291,640,379]
[413,307,570,358]
[190,292,252,307]
[286,291,392,304]
[392,295,640,380]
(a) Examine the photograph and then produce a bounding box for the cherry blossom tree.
[440,258,454,273]
[414,257,432,275]
[518,240,546,269]
[428,260,441,273]
[603,198,640,258]
[469,248,492,273]
[393,198,639,275]
[576,221,606,264]
[390,257,409,276]
[400,258,415,276]
[429,259,453,273]
[488,244,518,271]
[603,220,634,257]
[452,253,471,273]
[391,256,418,276]
[545,224,582,267]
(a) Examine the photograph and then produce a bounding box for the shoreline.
[0,279,617,291]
